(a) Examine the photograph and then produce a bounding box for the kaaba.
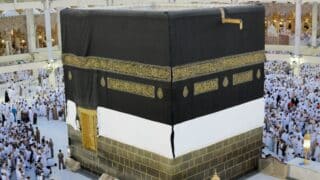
[62,4,265,180]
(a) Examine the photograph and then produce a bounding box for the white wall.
[66,100,78,130]
[66,98,264,159]
[97,107,173,158]
[174,98,264,157]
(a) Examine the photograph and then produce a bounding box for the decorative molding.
[67,71,256,98]
[100,77,106,87]
[68,71,72,80]
[63,51,265,82]
[183,86,189,98]
[194,78,219,96]
[107,77,155,98]
[256,69,261,79]
[157,87,164,99]
[63,54,171,82]
[233,70,253,86]
[172,51,265,82]
[223,77,229,87]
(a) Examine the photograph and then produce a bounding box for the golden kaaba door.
[78,107,97,151]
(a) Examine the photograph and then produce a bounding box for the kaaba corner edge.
[62,4,265,125]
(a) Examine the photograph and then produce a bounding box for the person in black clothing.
[41,136,45,145]
[291,96,299,106]
[4,90,9,103]
[33,112,37,125]
[1,113,5,127]
[276,95,281,106]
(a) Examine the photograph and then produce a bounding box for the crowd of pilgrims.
[263,60,320,163]
[4,68,65,122]
[0,71,31,84]
[0,67,66,179]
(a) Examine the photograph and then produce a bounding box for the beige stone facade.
[68,125,262,180]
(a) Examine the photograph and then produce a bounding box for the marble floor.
[243,173,280,180]
[33,117,98,180]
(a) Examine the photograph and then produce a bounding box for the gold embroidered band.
[107,77,155,98]
[232,70,253,86]
[63,55,171,82]
[172,51,264,82]
[194,78,219,96]
[63,51,265,82]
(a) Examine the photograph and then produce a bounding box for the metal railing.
[0,0,229,4]
[0,0,41,3]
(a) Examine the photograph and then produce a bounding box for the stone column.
[43,0,54,62]
[5,41,10,55]
[56,8,63,50]
[311,2,318,47]
[43,0,56,88]
[294,0,302,56]
[25,9,37,53]
[7,31,12,55]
